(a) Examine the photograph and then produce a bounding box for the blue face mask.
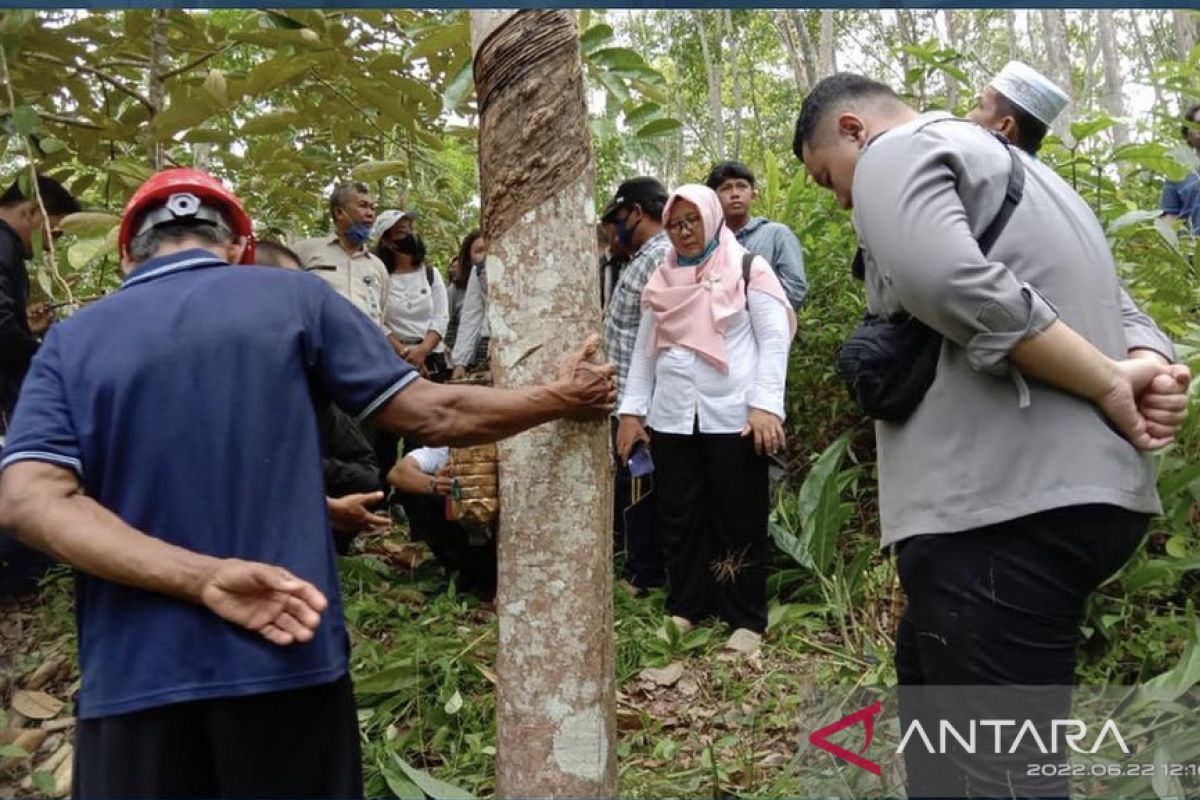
[676,236,720,268]
[344,222,372,247]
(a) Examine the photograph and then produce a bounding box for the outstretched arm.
[372,334,616,446]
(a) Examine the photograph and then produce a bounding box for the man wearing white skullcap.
[968,60,1069,155]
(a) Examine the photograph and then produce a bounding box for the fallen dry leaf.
[11,691,63,721]
[616,707,644,731]
[24,658,63,692]
[37,741,72,775]
[51,748,72,797]
[639,661,684,687]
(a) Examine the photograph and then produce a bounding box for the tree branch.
[39,112,106,131]
[159,45,232,81]
[26,52,154,113]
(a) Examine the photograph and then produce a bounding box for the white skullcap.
[989,61,1069,126]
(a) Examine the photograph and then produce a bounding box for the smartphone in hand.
[629,440,654,478]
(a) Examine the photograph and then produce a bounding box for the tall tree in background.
[1098,10,1130,146]
[470,9,615,797]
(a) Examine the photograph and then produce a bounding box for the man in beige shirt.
[294,182,389,329]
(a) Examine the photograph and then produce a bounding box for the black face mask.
[613,208,643,250]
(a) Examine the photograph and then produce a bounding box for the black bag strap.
[976,136,1025,255]
[741,252,754,310]
[425,264,434,286]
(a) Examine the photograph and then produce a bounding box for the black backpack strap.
[425,264,434,285]
[741,252,754,310]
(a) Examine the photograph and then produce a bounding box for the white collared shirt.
[617,281,791,435]
[384,268,449,352]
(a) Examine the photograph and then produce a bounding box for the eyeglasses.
[666,215,702,235]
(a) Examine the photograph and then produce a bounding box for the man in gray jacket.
[705,161,807,308]
[795,74,1189,799]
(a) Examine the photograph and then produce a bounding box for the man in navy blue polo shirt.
[0,169,615,799]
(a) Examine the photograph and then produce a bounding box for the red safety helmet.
[119,168,255,264]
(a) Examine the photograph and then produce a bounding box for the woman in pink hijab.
[615,183,795,654]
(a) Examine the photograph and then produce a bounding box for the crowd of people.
[0,56,1194,799]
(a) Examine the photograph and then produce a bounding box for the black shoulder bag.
[835,131,1026,422]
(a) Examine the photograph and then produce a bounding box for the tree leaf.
[355,662,418,694]
[1070,115,1116,143]
[442,55,474,114]
[393,753,477,800]
[58,212,120,238]
[381,763,424,800]
[623,102,661,132]
[0,744,28,758]
[38,137,66,155]
[408,19,468,62]
[151,98,218,140]
[239,112,298,137]
[588,47,649,72]
[242,57,314,98]
[443,689,463,715]
[635,118,681,139]
[68,235,115,270]
[795,434,851,575]
[203,69,229,107]
[11,105,38,136]
[580,23,614,55]
[12,690,64,720]
[351,160,407,183]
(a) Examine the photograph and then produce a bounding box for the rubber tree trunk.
[470,10,616,798]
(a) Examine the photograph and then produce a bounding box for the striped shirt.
[603,231,670,402]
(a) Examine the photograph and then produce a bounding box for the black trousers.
[398,491,497,601]
[610,418,665,590]
[895,504,1148,800]
[651,428,769,632]
[74,675,362,800]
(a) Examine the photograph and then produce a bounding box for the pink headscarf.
[640,184,795,371]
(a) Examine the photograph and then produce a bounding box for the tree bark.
[1130,12,1164,111]
[818,11,836,78]
[147,9,168,170]
[774,12,809,93]
[1174,10,1199,62]
[470,10,615,798]
[1006,10,1019,61]
[723,10,743,159]
[693,11,724,160]
[1097,10,1129,146]
[943,10,961,110]
[896,11,924,107]
[1040,9,1074,139]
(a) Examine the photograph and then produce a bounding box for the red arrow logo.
[807,701,883,775]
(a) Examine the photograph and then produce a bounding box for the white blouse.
[617,280,791,435]
[383,268,449,352]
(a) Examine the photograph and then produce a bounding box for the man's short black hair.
[793,73,901,158]
[255,240,303,269]
[705,161,756,191]
[0,175,80,216]
[328,182,370,219]
[992,93,1050,155]
[1182,103,1200,140]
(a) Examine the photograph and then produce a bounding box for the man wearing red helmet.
[0,168,616,799]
